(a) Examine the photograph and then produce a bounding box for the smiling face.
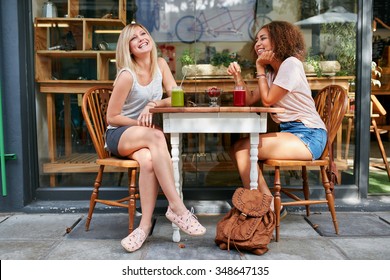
[254,28,273,56]
[129,26,153,56]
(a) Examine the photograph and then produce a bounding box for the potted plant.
[180,49,235,78]
[304,51,341,77]
[303,22,356,77]
[210,49,235,67]
[180,49,197,66]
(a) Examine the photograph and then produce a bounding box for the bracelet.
[256,73,266,79]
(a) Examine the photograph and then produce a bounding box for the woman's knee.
[133,149,153,171]
[147,129,168,147]
[154,129,166,141]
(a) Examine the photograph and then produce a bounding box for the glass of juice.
[206,87,222,107]
[171,86,184,107]
[233,86,245,106]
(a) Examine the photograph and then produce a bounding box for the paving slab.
[278,213,320,239]
[305,212,390,237]
[0,240,59,260]
[376,212,390,224]
[0,213,83,260]
[44,239,143,260]
[0,214,11,223]
[68,213,141,239]
[329,237,390,259]
[248,238,345,260]
[0,213,83,240]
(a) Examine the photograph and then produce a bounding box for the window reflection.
[36,0,357,192]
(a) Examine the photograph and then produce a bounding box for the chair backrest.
[314,85,349,159]
[81,86,113,159]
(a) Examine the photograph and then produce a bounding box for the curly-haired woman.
[227,21,327,215]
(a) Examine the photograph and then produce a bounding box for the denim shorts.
[105,126,131,157]
[279,121,327,160]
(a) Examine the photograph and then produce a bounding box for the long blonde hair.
[115,23,159,78]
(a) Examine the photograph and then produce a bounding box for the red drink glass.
[233,86,245,106]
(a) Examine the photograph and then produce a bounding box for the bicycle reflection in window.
[175,3,272,43]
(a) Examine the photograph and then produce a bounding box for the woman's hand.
[137,103,155,128]
[227,61,241,75]
[256,50,275,70]
[227,61,243,84]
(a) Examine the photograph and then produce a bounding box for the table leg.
[170,132,181,242]
[249,133,259,190]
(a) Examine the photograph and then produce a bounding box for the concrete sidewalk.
[1,201,390,260]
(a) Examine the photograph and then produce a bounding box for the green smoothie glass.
[171,86,184,107]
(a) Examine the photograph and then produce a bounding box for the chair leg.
[301,166,310,216]
[321,166,339,234]
[345,116,353,160]
[273,166,282,242]
[372,119,390,181]
[127,168,138,234]
[85,165,105,231]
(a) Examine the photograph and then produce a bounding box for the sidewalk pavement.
[1,200,390,260]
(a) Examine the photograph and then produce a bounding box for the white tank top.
[107,67,163,129]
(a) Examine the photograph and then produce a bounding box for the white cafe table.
[150,106,285,242]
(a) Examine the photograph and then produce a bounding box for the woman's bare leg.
[118,127,188,215]
[131,148,159,234]
[119,127,205,252]
[231,132,313,197]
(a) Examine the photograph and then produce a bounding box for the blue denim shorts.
[279,121,327,160]
[105,126,131,157]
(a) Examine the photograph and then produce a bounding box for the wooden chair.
[370,95,390,180]
[81,86,140,234]
[260,85,348,241]
[345,95,390,180]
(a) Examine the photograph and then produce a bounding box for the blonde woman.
[106,23,205,252]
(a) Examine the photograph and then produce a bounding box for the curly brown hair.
[260,21,306,62]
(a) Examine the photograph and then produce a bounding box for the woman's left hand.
[256,50,275,68]
[137,106,154,128]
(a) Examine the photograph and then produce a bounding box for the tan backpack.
[215,188,276,255]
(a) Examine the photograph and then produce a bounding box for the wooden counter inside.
[178,76,353,93]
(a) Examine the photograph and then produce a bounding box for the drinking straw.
[179,68,187,88]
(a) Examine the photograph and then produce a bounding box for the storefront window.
[34,0,358,196]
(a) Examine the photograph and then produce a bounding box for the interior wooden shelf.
[36,50,114,57]
[35,17,126,26]
[38,80,113,94]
